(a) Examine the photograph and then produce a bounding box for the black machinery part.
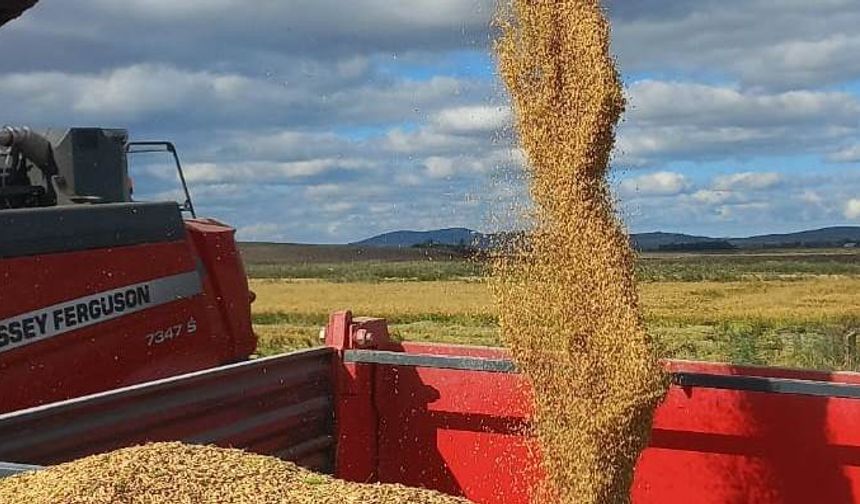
[0,0,37,29]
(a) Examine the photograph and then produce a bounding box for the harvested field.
[243,249,860,282]
[251,276,859,371]
[250,277,860,327]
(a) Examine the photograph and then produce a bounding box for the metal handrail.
[126,141,196,218]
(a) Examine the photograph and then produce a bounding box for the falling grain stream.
[492,1,668,502]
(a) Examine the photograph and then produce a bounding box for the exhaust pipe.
[0,126,55,172]
[0,128,13,148]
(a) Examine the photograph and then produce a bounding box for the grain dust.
[0,442,472,504]
[491,1,668,503]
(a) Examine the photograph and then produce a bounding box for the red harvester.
[0,127,257,413]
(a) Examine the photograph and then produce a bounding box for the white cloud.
[11,0,495,72]
[237,222,282,241]
[424,157,457,179]
[422,149,521,180]
[742,34,860,89]
[384,128,478,155]
[692,190,734,205]
[303,183,394,206]
[395,173,425,187]
[713,172,783,191]
[620,171,690,197]
[612,0,860,89]
[617,81,860,165]
[72,65,244,115]
[92,0,494,30]
[90,0,237,17]
[629,81,860,127]
[0,64,485,132]
[846,199,860,220]
[432,106,511,133]
[18,0,860,94]
[622,169,860,236]
[828,145,860,163]
[304,184,344,200]
[799,190,824,206]
[221,131,349,161]
[184,158,375,184]
[714,202,772,221]
[322,202,355,214]
[0,64,287,124]
[369,203,396,214]
[335,56,371,79]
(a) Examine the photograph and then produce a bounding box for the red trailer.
[2,311,860,503]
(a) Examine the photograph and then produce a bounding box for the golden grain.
[492,1,667,502]
[249,278,860,326]
[0,443,472,504]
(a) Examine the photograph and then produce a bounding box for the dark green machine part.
[0,0,38,28]
[0,127,131,208]
[0,127,196,216]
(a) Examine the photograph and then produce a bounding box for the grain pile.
[491,1,667,503]
[0,442,472,504]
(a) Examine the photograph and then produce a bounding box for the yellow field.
[640,278,860,324]
[251,279,489,320]
[250,277,860,326]
[249,276,860,369]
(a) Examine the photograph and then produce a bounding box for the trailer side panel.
[0,348,335,472]
[352,345,860,504]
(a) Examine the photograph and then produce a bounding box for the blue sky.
[1,0,858,242]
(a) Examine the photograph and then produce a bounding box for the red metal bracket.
[325,311,392,482]
[325,311,391,351]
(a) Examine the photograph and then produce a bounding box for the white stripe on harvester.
[0,271,202,354]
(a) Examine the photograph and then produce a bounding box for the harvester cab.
[0,126,256,414]
[0,126,194,215]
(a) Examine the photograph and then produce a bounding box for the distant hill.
[352,228,484,248]
[351,226,860,252]
[630,232,717,251]
[239,242,470,265]
[728,227,860,249]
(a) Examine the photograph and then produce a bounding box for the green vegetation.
[246,249,860,371]
[245,260,483,282]
[638,251,860,282]
[253,317,860,372]
[245,250,859,282]
[252,311,496,327]
[652,318,860,371]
